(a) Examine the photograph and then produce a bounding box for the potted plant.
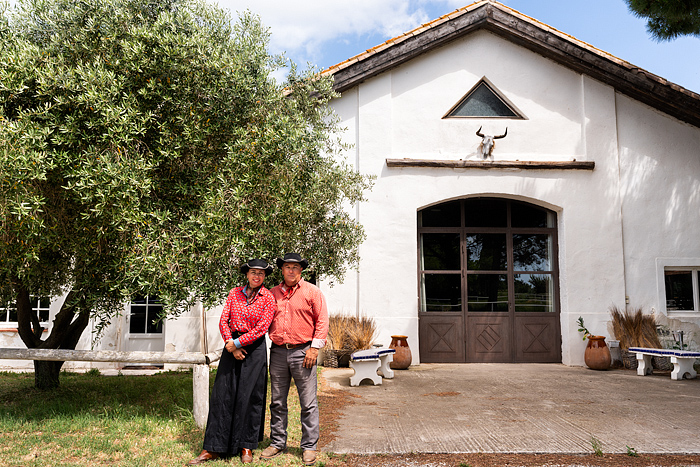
[577,317,611,370]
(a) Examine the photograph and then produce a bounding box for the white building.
[317,0,700,366]
[2,0,699,369]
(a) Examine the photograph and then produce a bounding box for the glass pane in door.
[466,234,507,270]
[419,200,461,227]
[464,198,507,227]
[514,274,553,312]
[467,274,508,312]
[511,201,555,227]
[421,274,462,312]
[421,233,460,270]
[513,234,552,271]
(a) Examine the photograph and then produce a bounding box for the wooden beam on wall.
[385,159,595,170]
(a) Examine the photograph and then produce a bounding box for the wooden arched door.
[418,198,561,363]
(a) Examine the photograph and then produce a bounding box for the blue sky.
[224,0,700,94]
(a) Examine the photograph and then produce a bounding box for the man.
[261,253,329,466]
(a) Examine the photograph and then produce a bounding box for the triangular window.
[444,78,524,119]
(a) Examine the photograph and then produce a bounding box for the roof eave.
[326,2,700,128]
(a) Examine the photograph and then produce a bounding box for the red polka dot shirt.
[218,285,275,347]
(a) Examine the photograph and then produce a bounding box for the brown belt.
[272,342,311,349]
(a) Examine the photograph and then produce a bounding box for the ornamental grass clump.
[610,305,668,369]
[324,315,378,367]
[327,315,352,351]
[610,305,662,350]
[346,316,377,351]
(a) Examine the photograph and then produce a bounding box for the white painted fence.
[0,348,223,429]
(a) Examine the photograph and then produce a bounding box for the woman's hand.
[232,348,248,360]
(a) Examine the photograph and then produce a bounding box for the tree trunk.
[33,360,64,390]
[14,283,92,389]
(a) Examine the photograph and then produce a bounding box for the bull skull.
[476,126,508,158]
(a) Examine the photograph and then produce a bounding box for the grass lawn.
[0,369,325,467]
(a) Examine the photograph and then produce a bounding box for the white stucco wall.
[318,30,700,365]
[615,95,700,347]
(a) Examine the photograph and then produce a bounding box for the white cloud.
[217,0,458,63]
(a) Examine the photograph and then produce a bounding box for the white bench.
[628,347,699,381]
[349,348,396,386]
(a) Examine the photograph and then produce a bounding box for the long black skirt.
[202,335,267,455]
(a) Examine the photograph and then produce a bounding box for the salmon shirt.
[269,279,329,349]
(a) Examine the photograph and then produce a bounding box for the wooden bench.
[349,348,395,386]
[628,347,699,381]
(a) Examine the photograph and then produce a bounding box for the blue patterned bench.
[628,347,699,380]
[349,348,396,386]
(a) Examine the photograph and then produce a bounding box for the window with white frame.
[664,269,700,312]
[129,296,164,334]
[0,297,50,325]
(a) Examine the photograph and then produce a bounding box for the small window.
[444,78,524,119]
[664,270,698,312]
[129,296,164,334]
[0,297,50,325]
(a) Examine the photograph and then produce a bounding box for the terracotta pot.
[584,336,611,370]
[389,335,412,370]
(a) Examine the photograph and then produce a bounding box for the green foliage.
[626,445,639,457]
[0,0,372,353]
[577,316,591,340]
[590,435,603,456]
[625,0,700,40]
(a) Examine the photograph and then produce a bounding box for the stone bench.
[628,347,700,381]
[349,348,396,386]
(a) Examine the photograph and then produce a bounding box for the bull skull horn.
[494,128,508,139]
[475,126,484,138]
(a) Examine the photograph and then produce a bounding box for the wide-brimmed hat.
[276,253,308,270]
[240,259,273,276]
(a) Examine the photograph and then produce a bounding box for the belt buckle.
[284,343,295,349]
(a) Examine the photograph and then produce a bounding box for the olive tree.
[0,0,371,388]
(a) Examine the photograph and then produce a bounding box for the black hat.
[276,253,308,270]
[240,259,273,276]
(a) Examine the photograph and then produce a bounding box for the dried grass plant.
[327,315,352,351]
[610,305,662,350]
[346,316,378,351]
[326,314,377,351]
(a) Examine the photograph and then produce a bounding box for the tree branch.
[15,281,42,348]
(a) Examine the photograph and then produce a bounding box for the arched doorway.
[418,198,561,363]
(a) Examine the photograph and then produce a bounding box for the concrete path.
[321,363,700,455]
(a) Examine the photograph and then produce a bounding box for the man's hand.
[303,347,319,368]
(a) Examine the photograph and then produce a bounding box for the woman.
[188,259,276,465]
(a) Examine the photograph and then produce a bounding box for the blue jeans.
[268,344,319,451]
